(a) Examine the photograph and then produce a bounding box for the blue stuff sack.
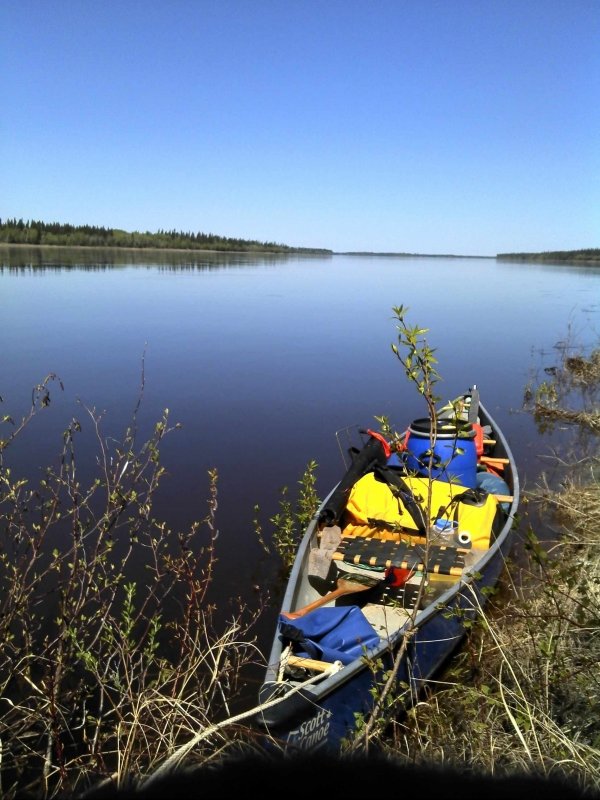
[279,605,380,665]
[476,469,511,512]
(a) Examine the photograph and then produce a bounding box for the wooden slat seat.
[332,536,467,578]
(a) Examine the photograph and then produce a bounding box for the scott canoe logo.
[286,708,332,749]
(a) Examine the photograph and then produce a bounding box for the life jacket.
[345,465,500,549]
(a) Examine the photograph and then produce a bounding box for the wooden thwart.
[480,456,509,465]
[494,494,513,504]
[287,655,338,673]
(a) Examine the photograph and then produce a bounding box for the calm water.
[2,245,599,658]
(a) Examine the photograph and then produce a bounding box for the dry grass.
[526,346,600,434]
[378,469,600,793]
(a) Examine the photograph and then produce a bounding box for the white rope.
[139,664,340,791]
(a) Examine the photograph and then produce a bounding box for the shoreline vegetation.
[1,219,598,262]
[497,248,600,263]
[0,218,332,256]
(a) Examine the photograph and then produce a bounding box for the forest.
[496,248,600,262]
[0,218,332,255]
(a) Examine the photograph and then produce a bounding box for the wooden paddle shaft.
[283,578,372,619]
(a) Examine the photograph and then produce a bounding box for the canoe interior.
[256,390,520,751]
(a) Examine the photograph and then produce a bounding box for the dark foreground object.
[74,753,597,800]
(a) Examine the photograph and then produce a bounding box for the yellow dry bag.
[345,467,499,549]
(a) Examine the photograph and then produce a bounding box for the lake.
[1,245,599,670]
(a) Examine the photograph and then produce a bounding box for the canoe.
[254,386,520,752]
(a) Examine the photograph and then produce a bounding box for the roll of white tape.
[457,531,472,546]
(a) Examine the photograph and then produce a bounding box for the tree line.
[497,248,600,262]
[0,218,332,255]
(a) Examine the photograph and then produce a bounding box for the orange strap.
[366,429,391,458]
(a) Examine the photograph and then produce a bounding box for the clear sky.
[2,0,598,255]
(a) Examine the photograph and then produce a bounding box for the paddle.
[468,385,480,424]
[282,572,380,620]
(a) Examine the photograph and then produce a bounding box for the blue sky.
[2,0,598,255]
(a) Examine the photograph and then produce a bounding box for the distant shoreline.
[2,243,488,258]
[1,242,598,264]
[0,242,329,256]
[335,251,494,258]
[497,251,600,264]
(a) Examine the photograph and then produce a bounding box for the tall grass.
[0,374,263,799]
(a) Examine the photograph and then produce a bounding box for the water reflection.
[496,257,600,277]
[0,245,330,272]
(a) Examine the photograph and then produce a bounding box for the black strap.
[436,487,489,522]
[318,434,389,527]
[373,464,427,536]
